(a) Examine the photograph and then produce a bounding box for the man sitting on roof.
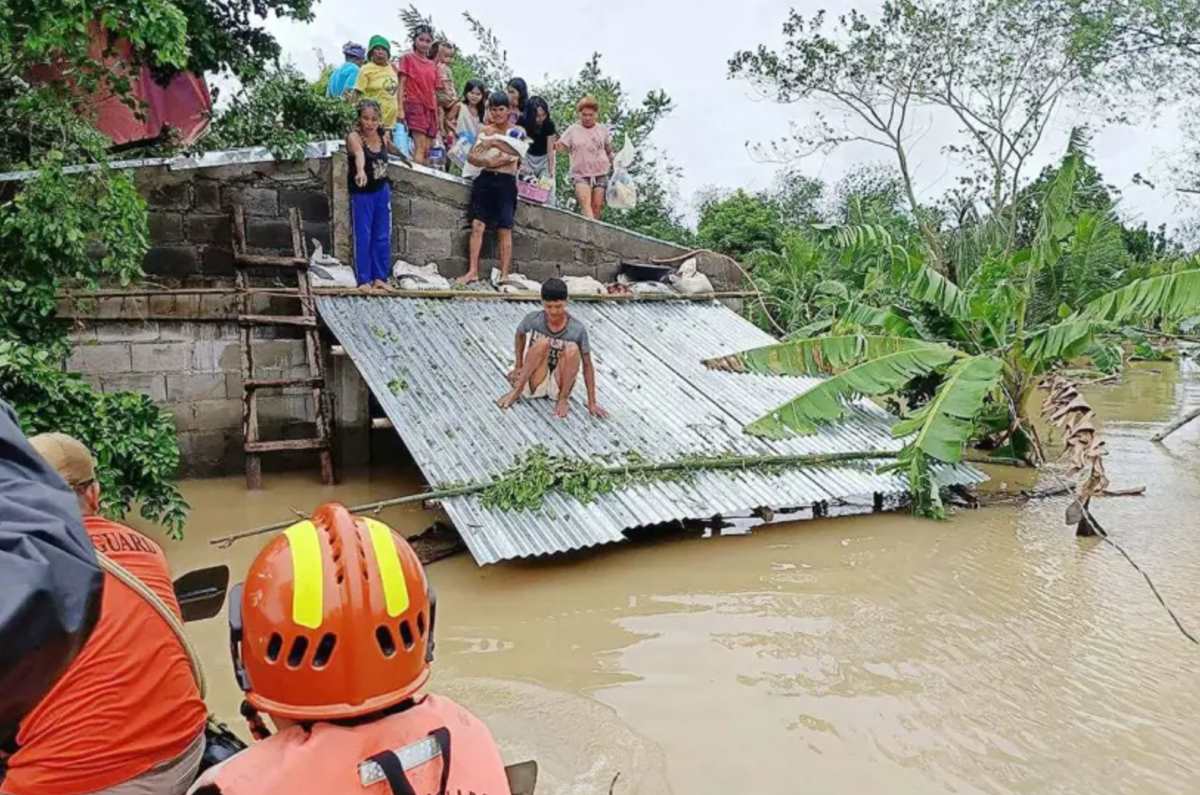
[497,278,608,419]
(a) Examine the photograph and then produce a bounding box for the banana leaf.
[1076,269,1200,325]
[743,341,962,438]
[892,355,1004,463]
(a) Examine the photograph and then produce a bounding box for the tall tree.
[729,0,1192,276]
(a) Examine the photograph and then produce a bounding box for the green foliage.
[890,356,1003,463]
[199,67,357,159]
[170,0,315,80]
[1076,268,1200,325]
[0,0,199,533]
[718,131,1200,516]
[696,189,783,259]
[480,447,682,511]
[0,342,188,536]
[740,338,962,438]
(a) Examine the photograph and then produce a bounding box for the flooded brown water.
[150,362,1200,794]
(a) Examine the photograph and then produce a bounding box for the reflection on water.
[157,363,1200,794]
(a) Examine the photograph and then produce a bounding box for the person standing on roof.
[497,278,608,420]
[327,42,365,99]
[347,99,405,290]
[395,25,439,165]
[457,91,527,285]
[555,95,613,219]
[3,434,206,795]
[351,36,399,130]
[187,503,512,795]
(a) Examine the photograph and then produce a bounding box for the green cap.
[368,35,390,56]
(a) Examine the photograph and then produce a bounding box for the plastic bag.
[606,135,638,210]
[391,122,413,159]
[449,132,474,167]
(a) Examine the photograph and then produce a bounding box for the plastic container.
[517,181,551,204]
[427,145,446,170]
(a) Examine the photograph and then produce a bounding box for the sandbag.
[490,269,541,294]
[562,275,605,296]
[307,241,357,288]
[393,260,451,291]
[669,257,714,295]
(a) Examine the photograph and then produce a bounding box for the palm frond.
[703,335,946,376]
[745,344,962,438]
[1076,269,1200,325]
[892,355,1004,463]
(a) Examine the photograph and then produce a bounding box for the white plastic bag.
[449,132,474,168]
[605,135,638,210]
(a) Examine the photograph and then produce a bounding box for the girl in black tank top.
[347,101,403,288]
[347,101,393,194]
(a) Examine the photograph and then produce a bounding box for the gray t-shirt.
[517,310,590,368]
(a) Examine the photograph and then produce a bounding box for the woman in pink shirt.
[395,25,439,164]
[555,95,614,219]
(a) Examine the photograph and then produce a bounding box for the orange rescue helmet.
[228,503,435,721]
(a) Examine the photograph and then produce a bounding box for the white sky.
[263,0,1192,232]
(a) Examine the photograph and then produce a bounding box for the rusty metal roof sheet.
[317,295,985,564]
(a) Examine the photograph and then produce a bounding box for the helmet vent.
[312,633,337,668]
[399,620,415,650]
[416,612,427,637]
[375,625,397,657]
[286,636,309,668]
[266,633,283,662]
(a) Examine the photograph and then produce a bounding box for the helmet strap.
[240,700,272,741]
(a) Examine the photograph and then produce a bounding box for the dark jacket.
[0,401,102,746]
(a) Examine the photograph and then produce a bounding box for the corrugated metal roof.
[317,295,985,564]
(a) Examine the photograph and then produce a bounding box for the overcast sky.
[264,0,1192,232]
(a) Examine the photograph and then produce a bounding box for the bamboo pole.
[1151,406,1200,442]
[208,450,900,548]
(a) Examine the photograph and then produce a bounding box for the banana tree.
[709,152,1200,516]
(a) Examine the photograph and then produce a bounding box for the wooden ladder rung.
[235,254,308,268]
[245,438,330,453]
[244,377,324,390]
[238,315,318,328]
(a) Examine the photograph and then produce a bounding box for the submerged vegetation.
[476,446,910,512]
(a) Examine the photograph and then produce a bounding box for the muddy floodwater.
[153,362,1200,794]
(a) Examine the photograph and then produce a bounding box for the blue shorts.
[469,171,518,230]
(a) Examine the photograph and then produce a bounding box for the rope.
[95,550,208,696]
[1095,534,1199,645]
[1046,471,1198,647]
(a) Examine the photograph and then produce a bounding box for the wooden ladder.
[231,205,335,489]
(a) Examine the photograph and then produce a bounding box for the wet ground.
[157,361,1200,794]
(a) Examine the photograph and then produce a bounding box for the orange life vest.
[194,694,511,795]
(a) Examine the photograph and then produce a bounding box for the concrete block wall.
[371,162,742,288]
[66,313,316,476]
[135,159,333,285]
